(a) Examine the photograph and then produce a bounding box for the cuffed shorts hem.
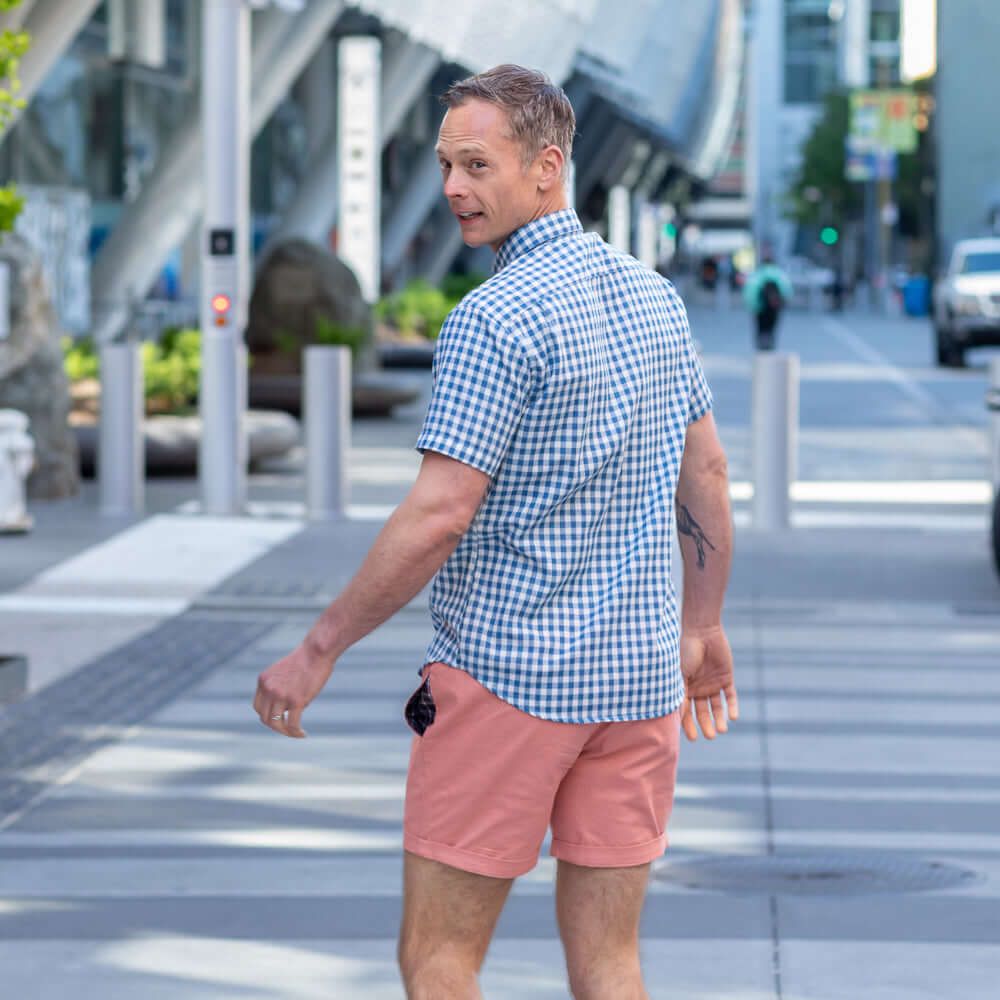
[550,832,668,869]
[403,831,539,880]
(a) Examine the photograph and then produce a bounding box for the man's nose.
[443,170,466,199]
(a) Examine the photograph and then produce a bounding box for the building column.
[262,40,439,255]
[336,35,381,303]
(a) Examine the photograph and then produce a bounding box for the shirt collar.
[493,209,584,274]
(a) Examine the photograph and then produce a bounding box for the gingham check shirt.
[415,209,713,723]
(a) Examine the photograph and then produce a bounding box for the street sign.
[845,136,897,182]
[849,89,918,155]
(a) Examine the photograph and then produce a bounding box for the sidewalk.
[2,312,1000,996]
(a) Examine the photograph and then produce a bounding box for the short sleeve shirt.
[415,209,713,723]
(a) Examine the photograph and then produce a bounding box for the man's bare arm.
[676,412,732,629]
[253,451,488,736]
[675,411,737,740]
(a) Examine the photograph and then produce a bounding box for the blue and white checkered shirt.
[415,209,713,723]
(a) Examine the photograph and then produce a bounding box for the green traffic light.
[663,222,677,239]
[821,227,839,246]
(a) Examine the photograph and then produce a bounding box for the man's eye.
[471,161,486,169]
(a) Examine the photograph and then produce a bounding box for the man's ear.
[536,144,565,192]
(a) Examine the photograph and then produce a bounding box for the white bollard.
[751,352,799,531]
[715,277,730,312]
[305,345,351,520]
[99,342,144,516]
[0,409,35,532]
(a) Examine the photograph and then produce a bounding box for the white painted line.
[0,828,402,852]
[774,829,1000,853]
[50,782,407,802]
[174,500,396,521]
[23,515,304,598]
[675,784,1000,805]
[729,480,991,504]
[0,595,187,616]
[733,509,986,532]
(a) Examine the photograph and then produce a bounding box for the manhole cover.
[655,854,978,896]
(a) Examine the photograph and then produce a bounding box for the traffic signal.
[820,227,839,246]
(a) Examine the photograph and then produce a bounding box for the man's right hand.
[679,626,738,741]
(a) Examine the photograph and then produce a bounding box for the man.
[743,251,793,351]
[254,65,736,1000]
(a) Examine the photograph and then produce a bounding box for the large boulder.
[246,239,374,371]
[0,233,78,499]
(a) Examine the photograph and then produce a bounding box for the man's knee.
[567,954,647,1000]
[397,938,480,1000]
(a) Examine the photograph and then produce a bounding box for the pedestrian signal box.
[211,293,231,326]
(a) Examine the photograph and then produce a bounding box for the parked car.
[932,237,1000,367]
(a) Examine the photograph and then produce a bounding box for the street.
[1,301,998,998]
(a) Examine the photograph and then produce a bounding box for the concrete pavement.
[1,303,999,998]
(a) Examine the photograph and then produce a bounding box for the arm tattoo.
[677,504,716,569]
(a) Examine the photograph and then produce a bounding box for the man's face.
[436,99,543,253]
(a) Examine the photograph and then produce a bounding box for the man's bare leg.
[398,851,515,1000]
[555,860,652,1000]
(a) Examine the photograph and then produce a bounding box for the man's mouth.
[457,211,483,222]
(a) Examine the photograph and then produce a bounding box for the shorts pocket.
[404,675,436,736]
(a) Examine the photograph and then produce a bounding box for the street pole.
[876,57,893,313]
[199,0,250,515]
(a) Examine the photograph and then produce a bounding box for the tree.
[0,0,30,232]
[786,81,935,254]
[786,91,863,232]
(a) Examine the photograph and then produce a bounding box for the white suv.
[933,238,1000,366]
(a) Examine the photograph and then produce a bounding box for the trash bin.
[902,276,931,317]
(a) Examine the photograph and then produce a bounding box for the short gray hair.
[441,64,575,181]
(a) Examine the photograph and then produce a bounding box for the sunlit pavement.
[1,303,999,998]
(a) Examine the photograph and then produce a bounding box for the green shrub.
[62,328,204,412]
[314,313,367,356]
[62,336,99,382]
[375,279,452,340]
[440,272,487,302]
[142,333,200,410]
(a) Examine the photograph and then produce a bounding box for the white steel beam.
[91,0,346,344]
[0,0,102,142]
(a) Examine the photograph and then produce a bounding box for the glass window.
[961,252,1000,274]
[784,0,839,104]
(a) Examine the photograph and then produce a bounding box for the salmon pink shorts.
[403,662,681,879]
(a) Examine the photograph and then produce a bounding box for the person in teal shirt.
[743,254,794,350]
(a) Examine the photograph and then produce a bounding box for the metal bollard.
[99,342,144,516]
[715,278,730,312]
[988,357,1000,492]
[751,352,799,531]
[237,342,249,510]
[305,345,351,520]
[199,329,243,516]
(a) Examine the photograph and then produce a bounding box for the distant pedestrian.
[744,252,793,350]
[254,64,736,1000]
